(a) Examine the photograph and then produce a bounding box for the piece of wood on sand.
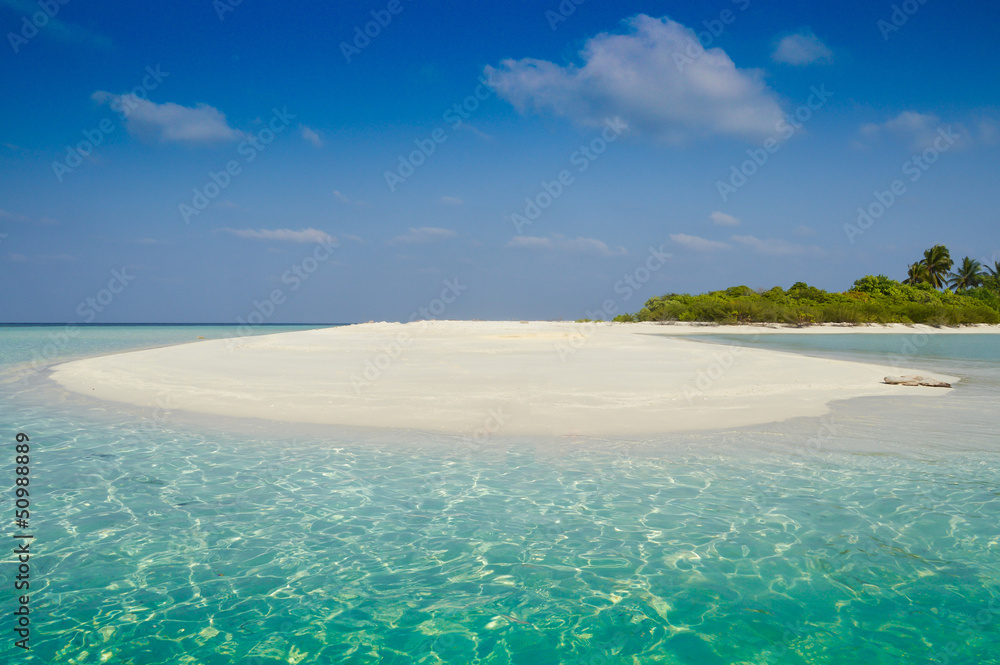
[883,375,952,388]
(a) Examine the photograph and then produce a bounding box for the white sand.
[636,321,1000,335]
[49,321,965,437]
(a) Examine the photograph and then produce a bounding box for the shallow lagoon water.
[2,326,999,664]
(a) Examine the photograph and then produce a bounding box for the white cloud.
[670,233,731,252]
[92,93,240,144]
[220,228,337,244]
[772,30,833,65]
[666,230,820,257]
[561,236,627,256]
[860,111,971,151]
[0,209,57,226]
[6,252,75,263]
[458,124,493,141]
[0,0,111,49]
[439,196,464,206]
[507,234,627,256]
[333,190,370,207]
[978,118,1000,145]
[301,126,323,147]
[730,235,819,256]
[507,236,553,250]
[390,227,457,244]
[486,14,785,143]
[885,111,942,140]
[709,211,740,227]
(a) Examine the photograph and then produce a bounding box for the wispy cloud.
[670,233,731,252]
[772,29,833,65]
[670,232,818,255]
[730,234,820,256]
[486,14,785,143]
[859,111,972,151]
[92,93,240,144]
[1,0,111,50]
[219,228,337,244]
[709,211,740,227]
[390,227,457,244]
[130,237,174,245]
[6,252,75,263]
[439,196,464,206]
[977,118,1000,146]
[301,125,323,147]
[333,190,370,208]
[506,234,627,257]
[0,208,57,226]
[506,236,552,250]
[457,124,493,141]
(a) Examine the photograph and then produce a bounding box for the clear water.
[2,327,999,664]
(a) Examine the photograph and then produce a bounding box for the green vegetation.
[949,257,984,291]
[615,244,1000,326]
[920,244,954,289]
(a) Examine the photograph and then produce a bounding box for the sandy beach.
[638,322,1000,335]
[46,321,970,437]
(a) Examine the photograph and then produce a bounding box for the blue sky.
[2,0,999,323]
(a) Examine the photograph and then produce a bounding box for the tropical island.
[612,245,1000,325]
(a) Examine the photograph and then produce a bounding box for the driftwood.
[884,375,952,388]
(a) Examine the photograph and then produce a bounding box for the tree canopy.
[613,244,1000,326]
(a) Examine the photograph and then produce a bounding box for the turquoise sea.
[2,325,999,664]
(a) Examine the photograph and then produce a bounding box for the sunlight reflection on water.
[2,327,998,663]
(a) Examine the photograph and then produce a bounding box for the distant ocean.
[2,325,998,664]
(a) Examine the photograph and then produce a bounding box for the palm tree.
[948,256,984,291]
[921,244,953,289]
[903,262,930,285]
[985,260,1000,278]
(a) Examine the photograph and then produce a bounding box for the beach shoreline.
[46,320,968,438]
[609,320,1000,334]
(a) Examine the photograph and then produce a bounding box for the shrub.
[851,275,901,298]
[725,285,755,298]
[622,278,998,326]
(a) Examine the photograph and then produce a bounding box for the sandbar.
[49,321,964,437]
